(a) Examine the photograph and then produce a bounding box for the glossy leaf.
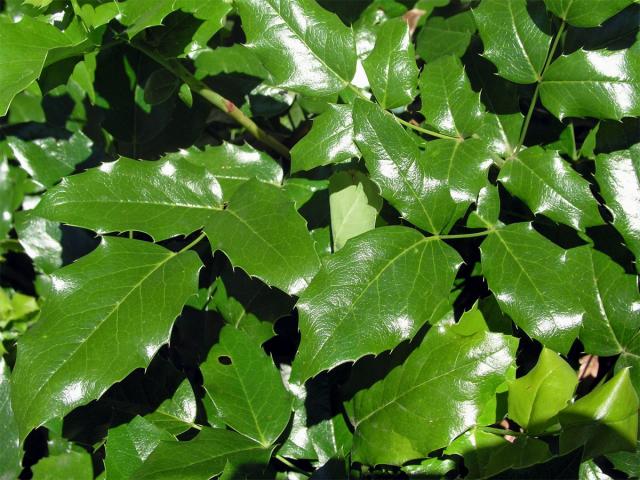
[481,223,583,353]
[235,0,357,96]
[559,368,638,458]
[135,427,270,480]
[194,45,269,79]
[419,55,484,138]
[363,18,418,109]
[205,179,320,296]
[14,211,62,274]
[416,11,476,64]
[290,104,358,173]
[508,348,578,433]
[595,144,640,261]
[0,359,21,480]
[468,185,501,229]
[353,98,457,233]
[35,158,223,241]
[350,325,516,465]
[292,226,461,383]
[11,238,201,440]
[543,0,635,27]
[473,0,552,84]
[499,147,602,230]
[145,379,197,435]
[31,450,93,480]
[540,46,640,121]
[201,326,293,447]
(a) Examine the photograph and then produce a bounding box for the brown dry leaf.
[578,354,599,380]
[402,9,427,36]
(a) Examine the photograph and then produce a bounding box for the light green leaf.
[201,326,292,446]
[416,11,476,63]
[508,348,578,433]
[329,170,382,251]
[419,55,484,138]
[11,238,201,440]
[7,131,93,188]
[363,18,418,109]
[292,226,461,383]
[540,46,640,120]
[194,45,269,79]
[473,0,552,84]
[0,359,21,480]
[402,458,457,477]
[499,147,602,231]
[0,158,27,241]
[353,98,457,233]
[167,142,283,199]
[543,0,635,27]
[480,223,582,353]
[290,104,358,173]
[105,416,175,480]
[205,179,320,296]
[35,157,223,241]
[135,427,270,480]
[559,368,638,458]
[31,450,93,480]
[594,144,640,262]
[350,325,516,465]
[235,0,357,96]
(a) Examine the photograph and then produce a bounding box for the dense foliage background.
[1,0,640,478]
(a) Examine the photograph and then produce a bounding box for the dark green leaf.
[543,0,635,27]
[31,450,93,480]
[0,359,21,480]
[416,11,476,63]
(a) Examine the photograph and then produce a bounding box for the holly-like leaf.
[194,45,269,79]
[508,348,578,433]
[167,143,283,199]
[416,11,476,64]
[540,46,640,121]
[11,238,201,440]
[14,211,62,274]
[144,379,197,435]
[290,104,358,173]
[473,0,552,84]
[353,98,457,233]
[350,325,516,466]
[498,147,602,231]
[481,223,583,353]
[35,158,223,241]
[135,427,270,480]
[543,0,635,27]
[363,18,418,109]
[419,55,484,138]
[594,144,640,262]
[468,184,501,229]
[292,226,461,383]
[0,359,21,480]
[235,0,357,96]
[205,179,320,296]
[31,450,93,480]
[200,326,293,447]
[559,368,638,458]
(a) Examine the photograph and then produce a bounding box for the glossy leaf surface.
[543,0,635,27]
[416,11,475,64]
[0,359,21,480]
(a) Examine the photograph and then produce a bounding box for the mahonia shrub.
[1,0,640,478]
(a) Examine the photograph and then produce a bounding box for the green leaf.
[0,158,27,241]
[498,147,603,230]
[543,0,635,27]
[540,46,640,121]
[402,458,457,477]
[579,460,614,480]
[353,98,457,233]
[473,0,552,84]
[292,226,461,383]
[167,143,283,200]
[7,131,93,188]
[416,11,476,64]
[480,223,582,353]
[31,450,93,480]
[194,45,269,79]
[446,428,552,479]
[419,55,484,138]
[468,184,501,229]
[201,326,292,447]
[363,18,418,109]
[290,104,358,173]
[594,144,640,262]
[144,379,197,435]
[35,157,223,241]
[559,368,639,458]
[15,211,62,274]
[350,325,516,465]
[144,69,179,106]
[283,178,329,209]
[135,427,270,480]
[0,359,21,480]
[235,0,357,96]
[11,238,201,440]
[329,171,382,251]
[105,416,174,480]
[205,179,320,296]
[0,15,76,116]
[607,441,640,478]
[508,348,577,433]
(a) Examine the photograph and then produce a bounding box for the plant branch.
[397,117,462,141]
[435,228,495,240]
[275,455,311,477]
[177,231,207,254]
[131,42,290,159]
